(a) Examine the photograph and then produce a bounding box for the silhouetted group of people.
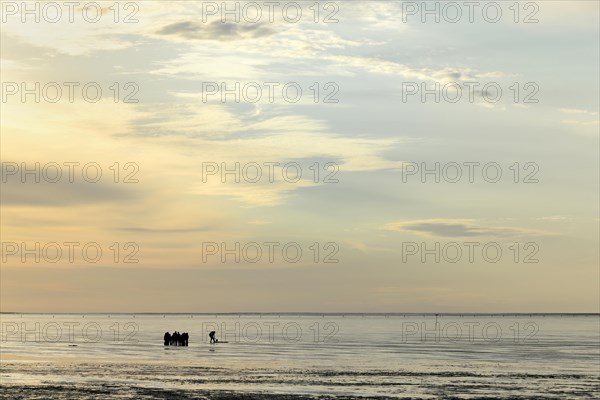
[164,331,188,346]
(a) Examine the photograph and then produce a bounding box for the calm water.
[1,314,598,399]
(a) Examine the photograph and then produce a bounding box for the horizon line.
[1,311,599,316]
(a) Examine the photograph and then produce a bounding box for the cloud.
[324,55,503,84]
[0,173,137,207]
[122,100,402,206]
[117,227,213,233]
[156,21,275,41]
[384,219,549,238]
[561,119,599,126]
[148,26,363,81]
[560,108,599,116]
[535,215,570,221]
[247,220,272,225]
[0,21,137,57]
[559,108,599,127]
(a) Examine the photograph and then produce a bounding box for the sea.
[1,313,598,399]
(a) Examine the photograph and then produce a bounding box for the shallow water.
[1,314,598,399]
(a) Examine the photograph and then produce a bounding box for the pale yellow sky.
[1,1,598,312]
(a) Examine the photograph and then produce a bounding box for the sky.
[1,1,598,313]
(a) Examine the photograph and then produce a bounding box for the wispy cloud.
[559,108,599,127]
[535,215,571,222]
[560,108,599,116]
[324,55,503,84]
[561,119,599,126]
[117,226,213,233]
[384,219,550,238]
[0,179,137,207]
[156,21,275,41]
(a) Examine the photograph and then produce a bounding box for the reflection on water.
[1,314,599,399]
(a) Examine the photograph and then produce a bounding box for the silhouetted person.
[209,330,217,343]
[182,332,189,346]
[163,332,171,346]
